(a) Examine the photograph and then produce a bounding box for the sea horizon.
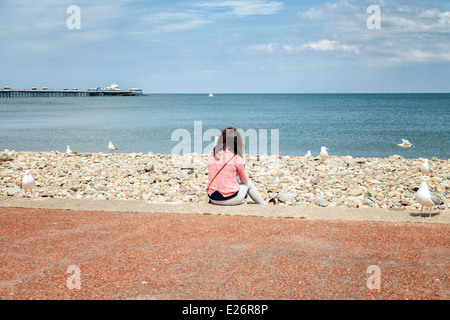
[2,86,450,95]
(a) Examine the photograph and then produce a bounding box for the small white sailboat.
[209,93,213,97]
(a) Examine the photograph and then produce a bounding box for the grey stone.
[0,153,13,162]
[6,187,21,196]
[315,199,328,207]
[70,185,82,192]
[84,188,97,196]
[278,192,295,203]
[367,188,377,198]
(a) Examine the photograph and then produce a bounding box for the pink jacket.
[207,150,248,197]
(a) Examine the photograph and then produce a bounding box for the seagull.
[66,145,77,155]
[415,176,444,218]
[319,146,329,158]
[108,142,117,152]
[66,145,78,154]
[21,170,36,199]
[397,139,414,148]
[305,150,312,157]
[420,158,431,175]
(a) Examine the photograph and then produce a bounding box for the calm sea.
[0,93,449,159]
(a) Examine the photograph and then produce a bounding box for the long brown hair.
[213,127,245,159]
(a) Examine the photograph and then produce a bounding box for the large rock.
[315,199,328,207]
[349,187,365,197]
[7,187,21,196]
[278,192,295,203]
[0,153,13,162]
[366,188,377,198]
[144,163,155,172]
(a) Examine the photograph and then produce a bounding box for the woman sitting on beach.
[206,127,273,206]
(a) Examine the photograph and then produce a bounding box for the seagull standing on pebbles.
[420,158,431,175]
[108,142,117,152]
[319,146,329,158]
[415,176,444,218]
[305,150,312,157]
[21,170,36,199]
[397,139,414,148]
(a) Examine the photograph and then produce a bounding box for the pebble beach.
[0,150,448,210]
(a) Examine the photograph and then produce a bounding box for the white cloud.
[296,0,450,64]
[297,8,322,19]
[410,50,433,61]
[252,43,279,53]
[143,0,284,33]
[198,0,284,17]
[249,39,359,55]
[302,39,360,53]
[248,43,303,54]
[282,45,293,53]
[145,11,211,32]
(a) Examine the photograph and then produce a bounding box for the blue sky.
[1,0,449,93]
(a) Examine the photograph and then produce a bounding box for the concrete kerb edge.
[0,196,448,224]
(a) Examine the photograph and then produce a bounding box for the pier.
[0,84,147,98]
[0,89,147,98]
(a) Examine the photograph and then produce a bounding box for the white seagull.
[415,176,444,218]
[108,142,117,152]
[66,145,73,154]
[305,150,312,157]
[419,158,431,175]
[319,146,329,158]
[21,170,36,199]
[397,139,414,148]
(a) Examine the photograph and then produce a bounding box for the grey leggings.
[210,179,266,206]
